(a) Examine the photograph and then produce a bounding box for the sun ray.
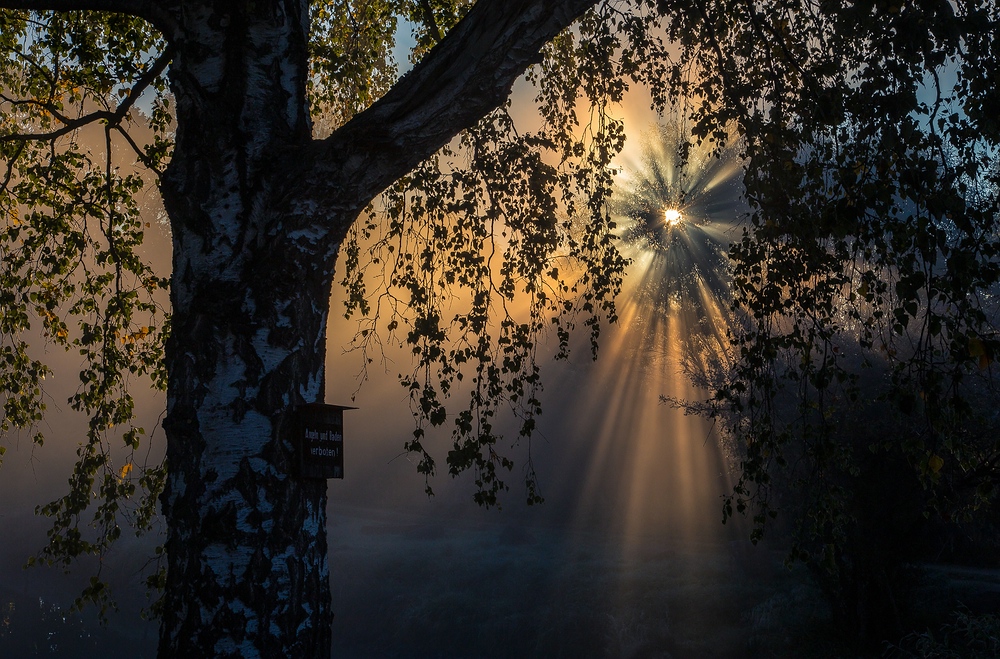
[559,117,747,557]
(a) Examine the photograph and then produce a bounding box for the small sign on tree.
[292,403,356,479]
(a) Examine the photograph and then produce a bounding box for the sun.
[663,208,683,227]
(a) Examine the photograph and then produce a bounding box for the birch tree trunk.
[157,3,347,655]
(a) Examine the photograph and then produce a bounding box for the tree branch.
[115,44,174,119]
[418,0,444,43]
[0,46,174,147]
[283,0,599,219]
[0,0,179,36]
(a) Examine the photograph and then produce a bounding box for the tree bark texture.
[157,2,344,656]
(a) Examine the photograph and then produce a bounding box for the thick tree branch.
[282,0,599,218]
[0,0,178,35]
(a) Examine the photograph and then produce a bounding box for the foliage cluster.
[0,10,170,608]
[339,0,700,505]
[659,0,1000,649]
[888,608,1000,659]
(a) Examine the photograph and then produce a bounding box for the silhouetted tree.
[2,1,998,656]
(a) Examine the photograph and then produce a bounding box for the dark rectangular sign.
[293,403,355,479]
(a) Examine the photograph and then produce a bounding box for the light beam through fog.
[543,117,747,554]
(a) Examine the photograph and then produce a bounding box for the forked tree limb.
[283,0,600,217]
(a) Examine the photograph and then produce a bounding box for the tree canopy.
[1,0,999,655]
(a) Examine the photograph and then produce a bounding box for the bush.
[885,609,1000,659]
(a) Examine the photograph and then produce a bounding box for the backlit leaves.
[0,8,170,609]
[342,3,648,506]
[309,0,399,133]
[660,0,1000,553]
